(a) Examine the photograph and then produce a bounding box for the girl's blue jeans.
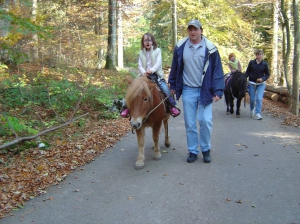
[157,79,176,106]
[182,85,212,154]
[247,83,266,114]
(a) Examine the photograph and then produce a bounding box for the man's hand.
[213,95,221,102]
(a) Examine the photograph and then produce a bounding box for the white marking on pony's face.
[130,117,143,130]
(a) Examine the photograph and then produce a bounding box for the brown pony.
[125,76,170,170]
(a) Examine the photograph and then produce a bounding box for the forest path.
[2,99,300,224]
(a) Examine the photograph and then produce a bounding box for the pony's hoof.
[165,142,170,148]
[134,164,144,170]
[154,154,161,160]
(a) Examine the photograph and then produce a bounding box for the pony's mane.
[125,76,151,107]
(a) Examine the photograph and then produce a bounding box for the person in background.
[245,49,270,120]
[224,53,242,84]
[228,53,242,73]
[168,19,224,163]
[120,32,180,118]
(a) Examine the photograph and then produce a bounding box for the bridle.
[142,92,170,123]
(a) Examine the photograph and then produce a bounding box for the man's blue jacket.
[168,36,224,106]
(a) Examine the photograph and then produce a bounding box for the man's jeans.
[182,85,212,154]
[248,82,266,114]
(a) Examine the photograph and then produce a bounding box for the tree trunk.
[117,0,123,68]
[291,0,299,115]
[105,0,117,70]
[271,0,279,84]
[172,0,177,50]
[264,91,279,102]
[0,0,10,38]
[280,0,292,93]
[31,0,38,62]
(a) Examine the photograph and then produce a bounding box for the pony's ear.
[125,77,132,84]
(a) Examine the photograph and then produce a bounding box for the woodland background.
[0,0,299,218]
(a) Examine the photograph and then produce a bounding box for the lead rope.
[142,93,170,123]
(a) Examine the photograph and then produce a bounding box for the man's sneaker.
[202,150,211,163]
[187,152,198,163]
[120,108,130,118]
[250,110,254,118]
[170,107,181,117]
[255,113,262,120]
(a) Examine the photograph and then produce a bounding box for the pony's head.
[125,76,152,110]
[125,76,154,129]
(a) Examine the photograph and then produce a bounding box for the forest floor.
[0,93,299,219]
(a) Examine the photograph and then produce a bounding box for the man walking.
[168,19,224,163]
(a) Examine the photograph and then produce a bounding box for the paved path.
[2,100,300,224]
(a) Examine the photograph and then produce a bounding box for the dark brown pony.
[224,71,247,117]
[125,76,170,170]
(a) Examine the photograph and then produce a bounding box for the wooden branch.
[264,91,279,102]
[0,113,89,150]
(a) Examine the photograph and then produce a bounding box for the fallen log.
[279,96,289,104]
[264,91,279,102]
[265,84,290,96]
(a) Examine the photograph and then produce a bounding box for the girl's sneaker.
[170,107,181,117]
[120,108,130,118]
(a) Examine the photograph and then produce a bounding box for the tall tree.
[0,0,10,37]
[172,0,177,50]
[117,0,123,68]
[291,0,299,115]
[271,0,279,84]
[105,0,117,70]
[95,12,104,69]
[31,0,38,61]
[280,0,291,91]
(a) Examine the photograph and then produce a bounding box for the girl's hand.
[257,78,263,83]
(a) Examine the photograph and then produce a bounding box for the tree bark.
[0,0,10,37]
[291,0,299,115]
[105,0,117,70]
[271,0,279,84]
[172,0,177,50]
[117,0,123,68]
[280,0,292,94]
[31,0,38,62]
